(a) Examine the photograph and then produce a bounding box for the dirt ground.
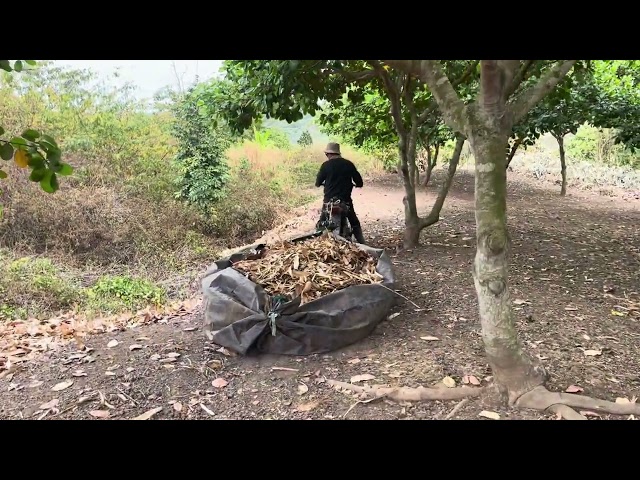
[1,170,639,420]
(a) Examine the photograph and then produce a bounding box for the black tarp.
[201,232,397,356]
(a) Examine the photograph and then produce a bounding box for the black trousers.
[319,199,362,229]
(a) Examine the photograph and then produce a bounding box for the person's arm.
[315,163,327,187]
[352,164,364,188]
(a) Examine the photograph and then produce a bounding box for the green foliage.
[87,275,166,312]
[172,86,231,213]
[0,60,69,194]
[297,130,313,147]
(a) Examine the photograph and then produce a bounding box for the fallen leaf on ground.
[565,385,584,393]
[347,358,361,364]
[132,407,162,420]
[166,352,181,358]
[611,310,625,317]
[442,376,456,388]
[388,313,400,320]
[479,410,501,420]
[183,327,198,332]
[200,403,215,416]
[107,340,119,348]
[615,397,637,404]
[513,299,530,305]
[565,307,578,311]
[72,370,87,377]
[89,410,110,419]
[584,349,602,356]
[129,344,143,351]
[51,380,73,391]
[350,374,375,383]
[420,336,439,341]
[296,401,319,412]
[40,399,59,410]
[173,402,183,412]
[297,384,309,395]
[28,380,44,388]
[462,375,481,386]
[271,366,299,372]
[212,378,229,388]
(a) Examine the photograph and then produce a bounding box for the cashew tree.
[0,60,70,195]
[380,59,639,418]
[203,60,478,248]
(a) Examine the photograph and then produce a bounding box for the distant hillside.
[263,115,331,145]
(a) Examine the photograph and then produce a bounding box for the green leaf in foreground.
[0,169,7,179]
[0,143,13,160]
[29,168,47,182]
[58,163,74,176]
[21,129,40,141]
[39,170,58,193]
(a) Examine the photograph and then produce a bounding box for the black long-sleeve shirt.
[315,156,364,202]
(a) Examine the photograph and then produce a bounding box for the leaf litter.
[231,234,384,305]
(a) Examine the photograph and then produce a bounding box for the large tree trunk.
[469,129,546,403]
[557,134,567,196]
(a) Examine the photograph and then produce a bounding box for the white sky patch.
[53,60,224,100]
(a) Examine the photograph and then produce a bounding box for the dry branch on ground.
[232,234,383,304]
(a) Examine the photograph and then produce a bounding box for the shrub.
[86,275,166,313]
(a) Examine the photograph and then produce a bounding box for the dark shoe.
[352,226,366,244]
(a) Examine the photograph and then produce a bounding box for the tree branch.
[382,60,468,133]
[509,60,578,124]
[504,60,534,99]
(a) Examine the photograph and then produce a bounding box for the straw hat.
[324,142,341,155]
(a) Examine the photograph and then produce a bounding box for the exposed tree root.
[515,386,640,417]
[328,380,638,420]
[327,379,485,402]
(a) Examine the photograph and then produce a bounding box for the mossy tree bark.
[384,59,577,403]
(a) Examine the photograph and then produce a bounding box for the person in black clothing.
[315,142,366,244]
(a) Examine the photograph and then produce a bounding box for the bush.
[86,275,166,313]
[172,87,231,213]
[0,252,82,319]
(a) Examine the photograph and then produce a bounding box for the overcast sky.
[54,60,224,100]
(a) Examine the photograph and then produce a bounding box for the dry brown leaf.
[72,370,87,377]
[27,380,44,388]
[183,327,198,332]
[350,374,375,383]
[565,385,584,393]
[212,378,229,388]
[173,402,183,412]
[584,349,602,356]
[388,313,401,320]
[200,403,215,416]
[40,399,59,410]
[442,376,456,388]
[132,406,162,420]
[51,380,73,391]
[615,397,637,404]
[347,358,361,364]
[89,410,110,419]
[129,344,143,351]
[107,339,119,348]
[513,299,530,305]
[462,375,481,386]
[297,383,309,395]
[166,352,181,358]
[296,401,319,412]
[479,410,501,420]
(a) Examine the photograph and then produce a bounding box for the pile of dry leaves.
[0,298,200,375]
[232,234,383,304]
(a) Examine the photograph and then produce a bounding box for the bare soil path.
[1,171,639,420]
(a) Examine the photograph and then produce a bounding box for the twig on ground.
[343,396,380,419]
[377,284,422,310]
[445,398,469,419]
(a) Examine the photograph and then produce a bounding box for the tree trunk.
[422,136,463,226]
[398,128,421,249]
[468,128,546,404]
[423,143,439,187]
[506,137,522,170]
[557,135,567,196]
